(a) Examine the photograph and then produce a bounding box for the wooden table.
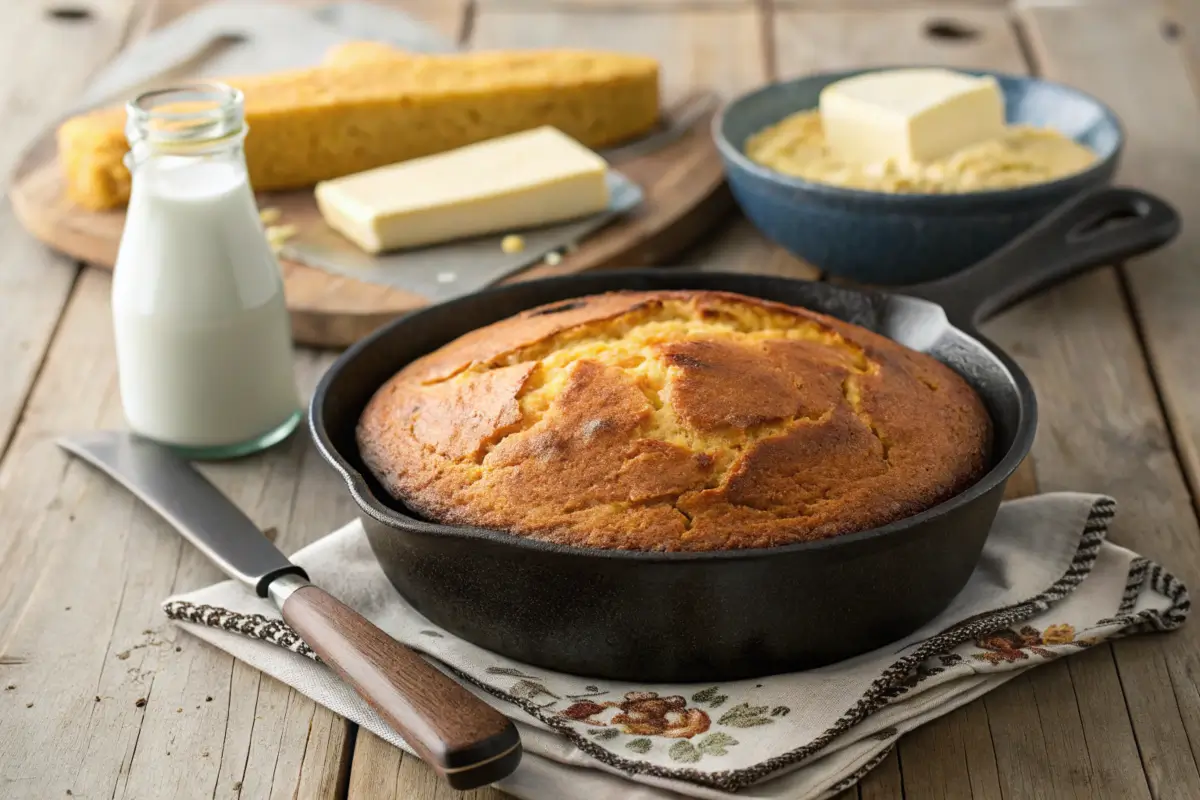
[3,0,1200,797]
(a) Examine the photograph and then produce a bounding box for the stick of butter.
[819,68,1006,166]
[315,126,611,253]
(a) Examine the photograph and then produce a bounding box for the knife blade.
[58,431,306,595]
[57,431,521,790]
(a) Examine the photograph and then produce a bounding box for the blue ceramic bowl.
[713,68,1123,284]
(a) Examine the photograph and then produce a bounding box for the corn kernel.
[265,224,298,253]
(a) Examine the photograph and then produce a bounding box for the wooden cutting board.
[9,104,731,349]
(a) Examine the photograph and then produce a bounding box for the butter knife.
[57,431,521,791]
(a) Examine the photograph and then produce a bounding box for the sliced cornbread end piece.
[819,68,1006,166]
[315,126,611,254]
[57,106,133,211]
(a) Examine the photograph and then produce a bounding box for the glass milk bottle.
[112,83,302,459]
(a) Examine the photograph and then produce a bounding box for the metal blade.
[57,432,306,596]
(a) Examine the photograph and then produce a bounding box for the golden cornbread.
[57,49,660,210]
[357,291,993,552]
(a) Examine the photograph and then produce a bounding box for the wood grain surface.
[2,2,1200,800]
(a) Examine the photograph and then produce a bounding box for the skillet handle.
[905,186,1179,331]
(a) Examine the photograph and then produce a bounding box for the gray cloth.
[162,493,1188,798]
[80,1,454,109]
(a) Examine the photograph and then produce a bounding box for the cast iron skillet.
[312,185,1179,682]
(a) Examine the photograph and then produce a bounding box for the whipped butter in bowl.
[112,83,302,459]
[745,68,1098,193]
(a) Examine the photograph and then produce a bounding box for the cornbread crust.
[57,49,659,210]
[357,291,993,552]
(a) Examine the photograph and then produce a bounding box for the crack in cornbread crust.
[358,291,992,551]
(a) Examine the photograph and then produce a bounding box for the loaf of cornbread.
[357,291,993,552]
[57,49,660,210]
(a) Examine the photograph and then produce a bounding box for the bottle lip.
[126,81,245,147]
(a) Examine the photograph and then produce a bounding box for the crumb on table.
[266,224,298,253]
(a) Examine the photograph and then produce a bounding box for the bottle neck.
[124,82,247,170]
[125,131,248,171]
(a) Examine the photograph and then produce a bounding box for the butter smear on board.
[314,126,611,253]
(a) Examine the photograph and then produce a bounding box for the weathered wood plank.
[0,269,355,798]
[858,749,903,800]
[985,666,1099,799]
[1063,645,1150,795]
[477,0,1007,8]
[1165,0,1200,83]
[1015,5,1200,797]
[0,0,146,467]
[682,218,821,279]
[0,0,157,645]
[348,729,510,800]
[470,5,769,103]
[774,0,1008,8]
[982,268,1191,798]
[895,702,1001,800]
[772,6,1028,77]
[347,729,405,798]
[1024,0,1200,531]
[398,747,511,800]
[476,0,753,9]
[374,0,470,42]
[1059,1,1200,507]
[130,0,469,42]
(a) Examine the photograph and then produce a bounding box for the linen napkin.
[162,493,1188,799]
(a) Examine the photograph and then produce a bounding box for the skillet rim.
[310,269,1036,563]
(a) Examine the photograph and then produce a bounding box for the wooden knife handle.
[280,584,521,790]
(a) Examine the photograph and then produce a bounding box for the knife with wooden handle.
[57,431,521,791]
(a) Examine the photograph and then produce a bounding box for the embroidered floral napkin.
[162,493,1188,799]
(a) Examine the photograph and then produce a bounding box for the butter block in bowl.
[818,68,1005,166]
[315,126,611,253]
[713,67,1123,284]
